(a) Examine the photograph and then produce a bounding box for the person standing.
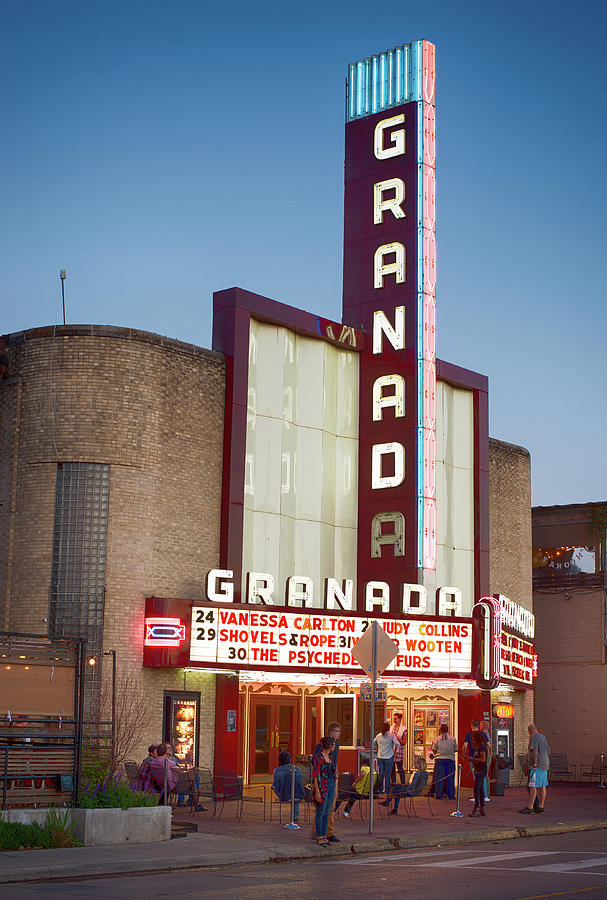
[480,720,492,802]
[311,722,341,843]
[431,724,458,799]
[375,721,400,803]
[312,736,336,846]
[462,718,489,802]
[390,712,408,786]
[468,731,488,817]
[520,723,550,814]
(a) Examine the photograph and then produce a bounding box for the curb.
[2,820,607,884]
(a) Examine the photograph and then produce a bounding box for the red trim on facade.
[142,597,191,668]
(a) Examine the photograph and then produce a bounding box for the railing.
[0,741,78,810]
[533,570,604,589]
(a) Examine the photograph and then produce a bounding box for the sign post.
[352,621,398,834]
[369,622,377,835]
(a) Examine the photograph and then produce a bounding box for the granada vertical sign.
[343,42,437,614]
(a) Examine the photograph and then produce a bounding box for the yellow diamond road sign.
[352,622,398,680]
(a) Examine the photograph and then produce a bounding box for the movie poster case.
[411,701,454,767]
[163,691,200,768]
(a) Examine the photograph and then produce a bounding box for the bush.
[44,807,81,848]
[0,820,48,850]
[0,810,81,851]
[80,749,112,786]
[78,772,159,810]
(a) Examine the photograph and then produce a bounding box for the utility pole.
[104,650,117,764]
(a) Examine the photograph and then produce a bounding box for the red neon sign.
[494,703,514,719]
[144,617,186,648]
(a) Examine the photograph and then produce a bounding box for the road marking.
[410,850,558,868]
[327,849,470,864]
[515,886,607,899]
[525,858,607,873]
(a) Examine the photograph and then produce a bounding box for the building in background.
[533,501,607,775]
[0,40,535,781]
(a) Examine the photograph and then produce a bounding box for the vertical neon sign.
[343,40,437,613]
[420,40,436,570]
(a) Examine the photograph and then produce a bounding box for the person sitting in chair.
[147,743,179,804]
[335,764,377,818]
[272,750,305,822]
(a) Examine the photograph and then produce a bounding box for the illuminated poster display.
[190,604,471,676]
[164,694,199,767]
[413,703,451,765]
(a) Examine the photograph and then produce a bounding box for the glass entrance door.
[249,696,298,782]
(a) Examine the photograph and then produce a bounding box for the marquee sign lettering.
[190,603,472,676]
[206,568,464,616]
[473,594,536,689]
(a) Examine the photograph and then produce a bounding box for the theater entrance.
[248,696,299,782]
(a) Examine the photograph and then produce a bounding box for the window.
[323,696,354,747]
[356,701,385,747]
[533,546,596,575]
[50,462,110,716]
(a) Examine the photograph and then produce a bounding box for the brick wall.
[489,438,533,773]
[489,438,532,612]
[0,325,225,765]
[534,585,606,774]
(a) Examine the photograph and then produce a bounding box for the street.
[4,830,607,900]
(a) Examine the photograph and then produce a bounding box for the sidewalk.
[1,784,607,884]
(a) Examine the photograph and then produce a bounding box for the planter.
[1,806,172,846]
[70,806,171,845]
[1,809,51,827]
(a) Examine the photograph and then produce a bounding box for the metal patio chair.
[549,753,576,783]
[168,769,197,812]
[580,754,607,785]
[381,769,431,819]
[214,769,266,821]
[191,766,214,811]
[124,761,140,785]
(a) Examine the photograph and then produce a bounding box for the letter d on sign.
[372,443,405,489]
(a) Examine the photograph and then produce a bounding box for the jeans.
[335,788,358,814]
[434,758,456,799]
[473,766,487,809]
[377,757,394,794]
[390,759,406,785]
[315,778,335,837]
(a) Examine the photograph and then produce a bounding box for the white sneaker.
[342,811,350,818]
[484,797,491,802]
[468,797,475,802]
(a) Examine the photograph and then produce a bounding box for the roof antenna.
[60,269,67,325]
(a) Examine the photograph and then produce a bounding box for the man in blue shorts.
[520,723,550,814]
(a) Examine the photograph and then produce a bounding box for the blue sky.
[2,0,605,507]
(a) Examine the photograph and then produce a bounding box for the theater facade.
[0,40,534,782]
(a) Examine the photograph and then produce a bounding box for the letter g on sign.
[374,114,406,159]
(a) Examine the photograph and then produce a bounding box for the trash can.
[492,755,513,795]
